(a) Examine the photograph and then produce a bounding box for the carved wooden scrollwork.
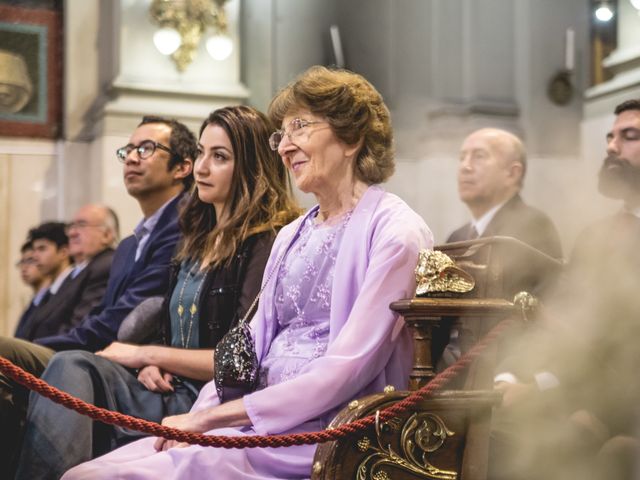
[355,412,457,480]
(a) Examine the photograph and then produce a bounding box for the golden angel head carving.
[415,249,475,296]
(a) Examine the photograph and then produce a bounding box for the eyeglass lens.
[116,140,159,161]
[16,258,37,267]
[66,220,95,230]
[269,119,309,150]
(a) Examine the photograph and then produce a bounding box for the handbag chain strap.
[240,207,353,326]
[238,247,287,326]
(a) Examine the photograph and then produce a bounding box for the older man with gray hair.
[437,128,563,370]
[447,128,562,259]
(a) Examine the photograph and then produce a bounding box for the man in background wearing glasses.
[14,205,119,342]
[14,240,52,332]
[13,229,62,341]
[0,116,196,475]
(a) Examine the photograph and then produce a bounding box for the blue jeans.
[15,350,199,480]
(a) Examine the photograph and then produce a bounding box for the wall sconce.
[594,0,615,22]
[149,0,232,72]
[547,28,575,106]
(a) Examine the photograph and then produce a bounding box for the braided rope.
[0,316,515,449]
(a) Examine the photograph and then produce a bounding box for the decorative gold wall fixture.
[149,0,231,72]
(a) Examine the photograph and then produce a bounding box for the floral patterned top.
[257,211,351,388]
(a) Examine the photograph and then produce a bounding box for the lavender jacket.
[60,186,434,480]
[243,185,433,435]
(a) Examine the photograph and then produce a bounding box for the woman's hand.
[153,399,252,452]
[137,365,174,393]
[154,411,209,451]
[95,341,148,369]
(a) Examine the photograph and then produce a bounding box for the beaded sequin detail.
[258,210,352,388]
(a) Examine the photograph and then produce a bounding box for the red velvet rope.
[0,317,515,449]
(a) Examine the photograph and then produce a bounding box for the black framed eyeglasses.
[116,140,174,162]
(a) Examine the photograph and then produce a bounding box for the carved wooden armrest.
[311,389,502,480]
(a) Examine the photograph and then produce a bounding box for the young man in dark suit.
[13,222,77,338]
[16,241,50,298]
[14,240,51,335]
[0,116,196,474]
[447,128,562,260]
[15,205,119,341]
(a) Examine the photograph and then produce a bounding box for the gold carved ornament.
[415,250,475,296]
[355,411,457,480]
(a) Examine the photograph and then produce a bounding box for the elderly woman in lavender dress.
[63,66,433,479]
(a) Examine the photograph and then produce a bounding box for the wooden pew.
[311,237,562,480]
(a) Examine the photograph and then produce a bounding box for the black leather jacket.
[159,232,275,349]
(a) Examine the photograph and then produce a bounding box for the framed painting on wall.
[0,3,62,138]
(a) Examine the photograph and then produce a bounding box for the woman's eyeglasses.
[268,118,325,151]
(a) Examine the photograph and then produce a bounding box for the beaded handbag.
[213,315,259,403]
[214,250,284,403]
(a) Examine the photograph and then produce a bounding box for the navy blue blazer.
[35,194,185,352]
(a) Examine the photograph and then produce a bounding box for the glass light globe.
[206,34,233,61]
[630,0,640,11]
[153,28,182,55]
[595,5,614,21]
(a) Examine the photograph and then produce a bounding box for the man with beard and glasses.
[489,99,640,480]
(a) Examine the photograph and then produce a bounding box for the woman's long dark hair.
[175,106,301,268]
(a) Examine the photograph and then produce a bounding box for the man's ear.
[173,158,194,182]
[507,161,524,184]
[102,227,115,248]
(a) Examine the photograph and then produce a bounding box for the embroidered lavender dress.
[259,212,349,391]
[63,186,433,480]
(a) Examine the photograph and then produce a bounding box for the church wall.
[0,139,57,335]
[242,0,339,112]
[333,0,594,250]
